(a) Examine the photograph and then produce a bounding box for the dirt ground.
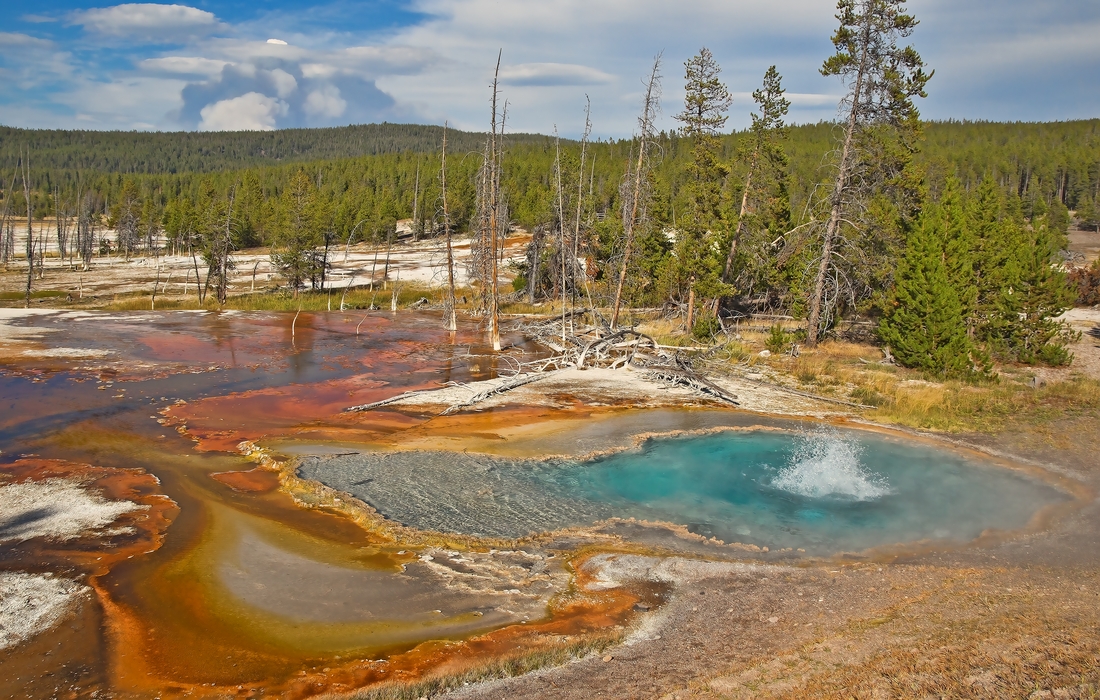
[1069,226,1100,265]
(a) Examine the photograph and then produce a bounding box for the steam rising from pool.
[300,427,1069,555]
[772,429,890,501]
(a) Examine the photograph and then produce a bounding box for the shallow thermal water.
[0,309,546,696]
[299,428,1070,554]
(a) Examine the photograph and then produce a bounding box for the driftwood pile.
[511,314,739,405]
[345,311,738,415]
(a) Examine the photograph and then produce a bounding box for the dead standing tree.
[611,55,662,329]
[204,186,236,305]
[22,151,33,307]
[440,123,459,332]
[0,169,16,266]
[805,0,931,346]
[470,51,508,351]
[573,97,594,316]
[553,126,567,343]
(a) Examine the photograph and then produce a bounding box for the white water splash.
[772,429,890,500]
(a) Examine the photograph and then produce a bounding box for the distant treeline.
[2,119,1098,235]
[0,122,551,175]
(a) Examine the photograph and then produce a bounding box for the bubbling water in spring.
[772,429,891,501]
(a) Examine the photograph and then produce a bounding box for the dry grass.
[702,331,1100,433]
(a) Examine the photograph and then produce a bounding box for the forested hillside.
[2,119,1098,230]
[0,122,547,175]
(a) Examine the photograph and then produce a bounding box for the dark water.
[300,428,1070,554]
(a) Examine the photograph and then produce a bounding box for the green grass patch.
[0,290,68,300]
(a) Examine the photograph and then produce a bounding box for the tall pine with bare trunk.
[722,66,790,288]
[806,0,931,346]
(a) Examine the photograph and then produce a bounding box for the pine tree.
[879,203,976,377]
[271,170,322,291]
[940,176,976,324]
[996,199,1076,365]
[673,47,732,331]
[807,0,932,346]
[722,65,790,286]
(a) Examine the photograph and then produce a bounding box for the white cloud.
[4,0,1098,133]
[269,68,298,98]
[0,32,55,50]
[139,56,228,77]
[499,63,614,87]
[198,92,287,131]
[72,3,221,41]
[303,85,347,118]
[374,0,838,135]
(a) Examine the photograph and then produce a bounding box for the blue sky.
[2,0,1098,137]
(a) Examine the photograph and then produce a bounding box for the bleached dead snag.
[23,151,33,308]
[575,328,658,369]
[611,55,662,329]
[440,371,560,415]
[645,367,740,406]
[344,388,442,413]
[441,123,458,332]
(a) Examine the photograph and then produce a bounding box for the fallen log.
[344,388,440,413]
[440,370,561,415]
[644,367,740,406]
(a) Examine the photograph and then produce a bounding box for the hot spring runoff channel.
[299,428,1070,555]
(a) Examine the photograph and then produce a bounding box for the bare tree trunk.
[574,97,593,325]
[488,51,503,352]
[411,160,421,243]
[722,149,759,282]
[611,56,662,328]
[0,169,15,267]
[554,127,567,344]
[382,227,393,288]
[686,274,696,331]
[369,231,380,291]
[23,152,33,308]
[55,186,65,268]
[151,254,161,310]
[191,241,205,305]
[442,123,458,332]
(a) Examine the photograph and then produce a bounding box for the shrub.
[765,324,788,354]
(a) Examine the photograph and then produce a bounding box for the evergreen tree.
[807,0,932,346]
[723,66,793,311]
[968,176,1009,332]
[994,199,1076,365]
[272,170,323,291]
[879,203,976,377]
[1078,193,1100,232]
[939,176,976,325]
[723,66,790,283]
[673,47,732,330]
